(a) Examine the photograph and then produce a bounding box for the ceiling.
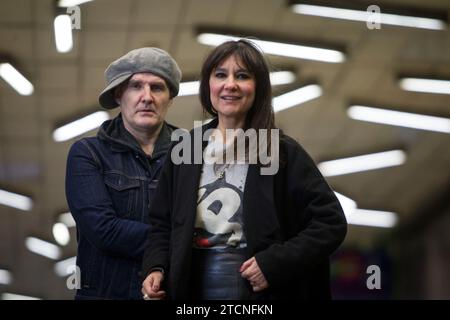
[0,0,449,299]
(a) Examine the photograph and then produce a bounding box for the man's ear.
[114,86,123,106]
[114,89,121,106]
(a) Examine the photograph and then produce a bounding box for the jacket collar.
[97,113,175,159]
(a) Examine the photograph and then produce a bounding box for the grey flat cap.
[99,47,182,109]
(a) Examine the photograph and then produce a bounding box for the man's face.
[117,73,172,135]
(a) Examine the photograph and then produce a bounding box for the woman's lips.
[221,95,242,100]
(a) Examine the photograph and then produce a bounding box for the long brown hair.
[199,39,277,160]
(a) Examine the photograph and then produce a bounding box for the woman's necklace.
[214,163,230,179]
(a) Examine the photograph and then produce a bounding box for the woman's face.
[209,54,256,122]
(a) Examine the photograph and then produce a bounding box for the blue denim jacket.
[65,114,175,299]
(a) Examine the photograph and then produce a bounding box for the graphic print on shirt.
[194,170,247,249]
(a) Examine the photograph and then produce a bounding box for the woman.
[141,39,347,300]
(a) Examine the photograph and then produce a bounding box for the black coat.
[142,119,347,299]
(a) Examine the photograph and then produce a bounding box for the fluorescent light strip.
[399,78,450,95]
[319,150,406,177]
[53,223,71,246]
[0,269,13,285]
[1,293,41,300]
[53,111,110,142]
[292,4,445,30]
[334,192,357,215]
[0,63,34,95]
[178,71,296,97]
[350,209,398,228]
[179,81,200,96]
[58,0,93,7]
[272,84,322,112]
[197,33,345,63]
[25,237,62,260]
[0,189,33,211]
[54,14,73,53]
[334,192,397,228]
[348,105,450,134]
[54,256,77,277]
[270,71,296,86]
[58,212,76,227]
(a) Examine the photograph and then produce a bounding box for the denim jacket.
[65,114,175,299]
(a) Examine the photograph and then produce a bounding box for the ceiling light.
[0,269,13,285]
[319,150,406,177]
[1,293,41,300]
[58,0,93,7]
[179,81,199,96]
[53,111,110,142]
[348,105,450,134]
[54,256,77,277]
[272,84,322,112]
[399,77,450,95]
[58,212,76,227]
[54,14,73,53]
[197,33,345,63]
[334,192,398,228]
[0,189,33,211]
[334,192,357,216]
[178,71,296,97]
[291,4,446,30]
[270,71,296,86]
[350,209,398,228]
[0,63,34,95]
[52,223,71,246]
[25,237,62,260]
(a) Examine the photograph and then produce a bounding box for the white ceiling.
[0,0,449,299]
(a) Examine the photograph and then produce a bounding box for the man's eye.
[152,85,165,92]
[130,83,142,89]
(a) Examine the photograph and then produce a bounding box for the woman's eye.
[236,73,250,79]
[215,72,226,78]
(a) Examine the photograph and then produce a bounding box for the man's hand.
[240,257,269,292]
[141,271,166,300]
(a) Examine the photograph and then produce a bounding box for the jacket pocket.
[104,171,140,218]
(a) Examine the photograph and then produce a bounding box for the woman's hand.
[240,257,269,292]
[141,271,166,300]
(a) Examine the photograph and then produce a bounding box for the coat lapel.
[172,121,213,229]
[243,164,281,254]
[175,163,202,226]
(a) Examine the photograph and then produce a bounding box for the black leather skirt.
[190,248,255,300]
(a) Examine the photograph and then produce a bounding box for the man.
[65,47,181,299]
